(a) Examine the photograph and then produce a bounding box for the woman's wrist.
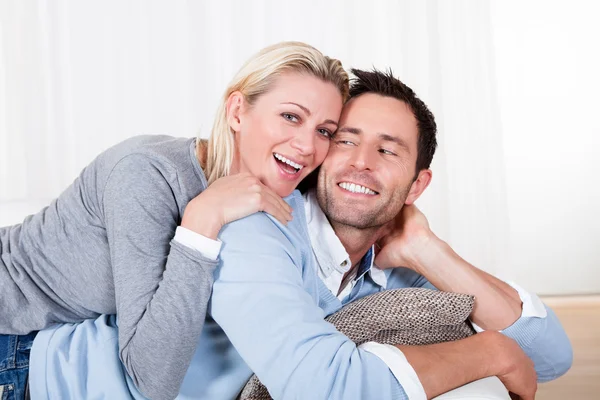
[181,211,222,240]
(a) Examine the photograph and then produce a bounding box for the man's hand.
[492,333,538,400]
[374,203,523,330]
[399,331,537,400]
[374,204,436,270]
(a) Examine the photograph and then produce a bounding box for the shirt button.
[341,260,348,267]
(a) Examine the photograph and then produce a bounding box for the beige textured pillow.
[239,288,475,400]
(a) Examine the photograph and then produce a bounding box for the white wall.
[491,0,600,294]
[1,0,598,295]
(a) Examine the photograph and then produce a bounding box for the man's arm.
[214,199,542,399]
[376,204,573,382]
[398,331,536,400]
[409,237,529,329]
[212,208,407,399]
[376,205,521,330]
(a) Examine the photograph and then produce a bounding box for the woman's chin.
[275,187,295,198]
[269,176,306,198]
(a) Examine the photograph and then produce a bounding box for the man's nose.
[350,146,373,171]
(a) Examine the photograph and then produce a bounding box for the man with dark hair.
[194,67,572,399]
[304,67,573,398]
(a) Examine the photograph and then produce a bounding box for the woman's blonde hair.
[199,41,349,185]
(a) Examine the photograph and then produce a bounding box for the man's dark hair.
[349,68,437,173]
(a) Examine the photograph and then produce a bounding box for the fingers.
[240,177,291,224]
[253,178,292,213]
[244,176,292,219]
[261,186,293,215]
[510,391,534,400]
[260,195,293,225]
[226,174,293,224]
[259,189,293,225]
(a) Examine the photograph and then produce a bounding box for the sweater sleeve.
[102,154,217,400]
[211,212,407,400]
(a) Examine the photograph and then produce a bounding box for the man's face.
[317,93,421,229]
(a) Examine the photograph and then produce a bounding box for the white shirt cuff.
[359,341,426,400]
[173,226,222,260]
[470,280,547,333]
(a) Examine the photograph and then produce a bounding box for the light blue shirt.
[30,190,573,399]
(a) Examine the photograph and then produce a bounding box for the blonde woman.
[0,42,349,400]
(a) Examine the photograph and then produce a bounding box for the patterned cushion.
[239,288,476,400]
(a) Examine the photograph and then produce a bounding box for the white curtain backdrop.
[1,0,597,295]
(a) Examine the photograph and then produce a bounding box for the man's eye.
[337,140,356,146]
[380,148,396,156]
[282,113,299,122]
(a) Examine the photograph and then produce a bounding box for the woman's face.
[229,72,343,197]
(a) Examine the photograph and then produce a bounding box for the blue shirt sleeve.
[211,211,407,400]
[500,305,573,382]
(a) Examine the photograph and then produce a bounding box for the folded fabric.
[239,288,476,400]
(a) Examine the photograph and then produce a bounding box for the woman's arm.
[103,154,218,400]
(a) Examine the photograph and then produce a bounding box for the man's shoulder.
[219,190,312,257]
[216,191,319,286]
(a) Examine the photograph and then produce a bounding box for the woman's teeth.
[338,182,377,195]
[274,153,303,172]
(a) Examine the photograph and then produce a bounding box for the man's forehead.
[339,94,418,140]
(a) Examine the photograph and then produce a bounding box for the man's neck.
[330,221,385,268]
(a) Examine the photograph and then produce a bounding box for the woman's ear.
[405,169,432,205]
[225,91,245,133]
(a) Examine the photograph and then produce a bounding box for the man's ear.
[405,169,432,205]
[225,91,245,133]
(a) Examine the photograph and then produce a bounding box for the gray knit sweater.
[0,135,217,399]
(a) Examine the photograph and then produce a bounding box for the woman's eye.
[282,113,299,122]
[317,128,332,138]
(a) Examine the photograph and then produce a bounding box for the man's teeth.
[339,182,376,195]
[274,153,303,171]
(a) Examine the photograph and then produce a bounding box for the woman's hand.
[181,173,293,239]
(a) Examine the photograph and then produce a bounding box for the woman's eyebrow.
[282,102,311,116]
[282,102,339,126]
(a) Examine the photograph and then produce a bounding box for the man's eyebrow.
[338,126,361,135]
[338,127,411,152]
[379,133,411,153]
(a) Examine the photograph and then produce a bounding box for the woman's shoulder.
[90,135,205,210]
[94,135,203,186]
[102,135,195,168]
